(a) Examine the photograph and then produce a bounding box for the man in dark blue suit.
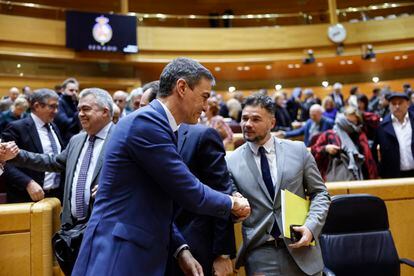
[374,93,414,178]
[171,123,236,275]
[72,57,250,276]
[278,104,334,146]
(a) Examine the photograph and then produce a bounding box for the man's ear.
[176,79,187,98]
[271,117,276,129]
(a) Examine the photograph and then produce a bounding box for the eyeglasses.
[68,89,79,92]
[40,103,59,110]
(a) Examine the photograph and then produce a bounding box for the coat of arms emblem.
[92,16,113,45]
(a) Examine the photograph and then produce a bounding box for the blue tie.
[259,146,281,238]
[44,124,60,187]
[75,135,96,218]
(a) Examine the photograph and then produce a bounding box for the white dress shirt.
[247,136,278,190]
[71,122,112,219]
[392,113,414,171]
[157,99,178,132]
[31,113,62,190]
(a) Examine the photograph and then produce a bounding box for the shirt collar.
[30,112,47,129]
[248,135,275,156]
[91,122,112,141]
[157,99,178,132]
[391,112,409,124]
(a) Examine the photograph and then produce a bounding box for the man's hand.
[0,141,19,162]
[178,249,204,276]
[26,180,44,202]
[325,144,340,155]
[288,225,314,249]
[212,255,233,276]
[231,194,251,220]
[91,185,98,198]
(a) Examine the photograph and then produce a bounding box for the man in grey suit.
[10,88,114,274]
[227,93,330,276]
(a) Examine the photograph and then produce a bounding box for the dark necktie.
[44,124,60,187]
[258,146,281,238]
[75,135,96,218]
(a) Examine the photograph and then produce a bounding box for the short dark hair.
[243,93,275,116]
[30,88,59,106]
[357,94,369,109]
[158,57,215,97]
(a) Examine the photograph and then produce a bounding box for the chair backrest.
[320,194,400,276]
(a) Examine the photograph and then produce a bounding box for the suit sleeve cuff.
[228,195,234,209]
[173,244,190,259]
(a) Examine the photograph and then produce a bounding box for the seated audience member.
[112,104,121,124]
[112,90,129,118]
[374,93,414,178]
[347,86,360,108]
[139,80,159,108]
[357,94,369,112]
[205,98,233,148]
[376,88,391,118]
[311,106,378,181]
[279,104,334,146]
[2,89,64,203]
[0,96,29,132]
[322,96,338,121]
[286,87,302,121]
[301,88,318,121]
[0,87,20,112]
[55,78,81,145]
[330,82,345,111]
[127,88,143,112]
[368,88,381,112]
[273,91,292,131]
[10,88,114,275]
[226,97,242,123]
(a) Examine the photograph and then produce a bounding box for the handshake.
[0,141,19,163]
[230,192,251,221]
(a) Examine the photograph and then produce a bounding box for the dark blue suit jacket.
[374,112,414,178]
[1,115,64,202]
[171,124,236,275]
[285,116,334,146]
[72,100,232,276]
[54,94,81,145]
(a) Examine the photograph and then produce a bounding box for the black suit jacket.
[173,124,236,275]
[2,115,64,202]
[373,112,414,178]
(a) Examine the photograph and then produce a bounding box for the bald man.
[279,104,334,146]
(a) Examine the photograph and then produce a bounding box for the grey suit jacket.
[226,137,330,275]
[12,124,113,226]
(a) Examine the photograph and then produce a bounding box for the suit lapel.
[178,124,189,154]
[242,145,273,203]
[382,115,397,138]
[274,138,285,207]
[67,133,87,183]
[26,117,44,153]
[90,125,114,184]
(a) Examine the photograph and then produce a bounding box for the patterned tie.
[44,124,60,187]
[75,135,96,218]
[258,146,281,238]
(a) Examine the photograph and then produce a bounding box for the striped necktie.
[75,135,96,218]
